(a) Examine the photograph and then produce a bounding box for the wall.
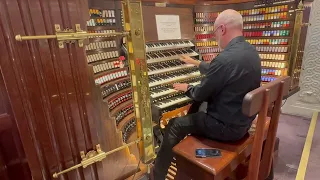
[282,0,320,118]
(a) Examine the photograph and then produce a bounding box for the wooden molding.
[141,0,256,5]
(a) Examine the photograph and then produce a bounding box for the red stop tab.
[119,56,125,61]
[136,58,140,64]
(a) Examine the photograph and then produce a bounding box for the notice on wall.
[155,15,181,40]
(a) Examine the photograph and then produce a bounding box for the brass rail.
[15,24,129,48]
[122,0,156,164]
[15,32,129,41]
[52,139,140,178]
[288,1,310,88]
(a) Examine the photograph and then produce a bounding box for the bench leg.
[265,162,274,180]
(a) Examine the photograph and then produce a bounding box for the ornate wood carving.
[141,0,255,5]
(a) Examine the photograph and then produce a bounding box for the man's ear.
[221,25,227,35]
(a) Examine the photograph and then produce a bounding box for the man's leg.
[153,112,207,180]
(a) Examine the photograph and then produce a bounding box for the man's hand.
[179,55,200,66]
[173,83,189,92]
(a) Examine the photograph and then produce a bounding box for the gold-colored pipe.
[15,31,129,42]
[103,138,140,156]
[52,139,140,178]
[76,32,130,37]
[288,1,304,88]
[52,164,82,178]
[15,34,57,41]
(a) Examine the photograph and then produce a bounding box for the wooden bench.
[173,76,290,180]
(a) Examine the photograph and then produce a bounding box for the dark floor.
[274,114,311,180]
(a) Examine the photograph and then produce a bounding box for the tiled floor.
[273,114,311,180]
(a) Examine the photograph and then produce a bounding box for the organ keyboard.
[149,68,200,87]
[146,40,203,128]
[150,77,201,99]
[146,48,198,64]
[146,40,195,52]
[148,60,195,75]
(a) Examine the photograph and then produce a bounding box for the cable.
[131,158,141,180]
[131,135,144,180]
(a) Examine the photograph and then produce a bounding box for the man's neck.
[226,32,243,43]
[223,32,243,47]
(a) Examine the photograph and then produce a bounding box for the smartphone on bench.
[195,148,222,158]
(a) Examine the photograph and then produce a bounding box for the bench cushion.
[173,119,270,178]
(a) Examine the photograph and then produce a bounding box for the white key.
[151,89,177,98]
[147,52,198,64]
[149,71,200,87]
[157,96,191,109]
[151,81,200,98]
[148,64,195,75]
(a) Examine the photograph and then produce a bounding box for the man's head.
[213,9,243,49]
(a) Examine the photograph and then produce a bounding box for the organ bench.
[173,76,290,180]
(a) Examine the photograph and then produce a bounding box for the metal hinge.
[15,24,129,48]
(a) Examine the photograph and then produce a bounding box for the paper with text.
[156,15,181,40]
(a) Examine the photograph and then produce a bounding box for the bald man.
[153,9,261,180]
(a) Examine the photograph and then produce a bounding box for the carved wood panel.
[0,0,137,179]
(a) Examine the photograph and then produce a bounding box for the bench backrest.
[242,76,290,180]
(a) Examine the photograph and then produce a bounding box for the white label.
[155,15,181,40]
[155,2,166,7]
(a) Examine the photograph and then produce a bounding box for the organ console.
[2,0,309,179]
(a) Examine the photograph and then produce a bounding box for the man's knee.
[164,117,185,137]
[166,117,183,130]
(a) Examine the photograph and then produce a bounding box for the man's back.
[206,36,261,129]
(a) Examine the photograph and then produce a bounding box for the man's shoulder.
[213,52,230,64]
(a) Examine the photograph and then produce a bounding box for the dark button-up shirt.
[186,36,261,132]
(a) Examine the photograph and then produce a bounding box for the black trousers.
[153,111,249,180]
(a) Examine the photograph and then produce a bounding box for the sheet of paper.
[155,15,181,40]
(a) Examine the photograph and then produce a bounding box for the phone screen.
[195,148,222,158]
